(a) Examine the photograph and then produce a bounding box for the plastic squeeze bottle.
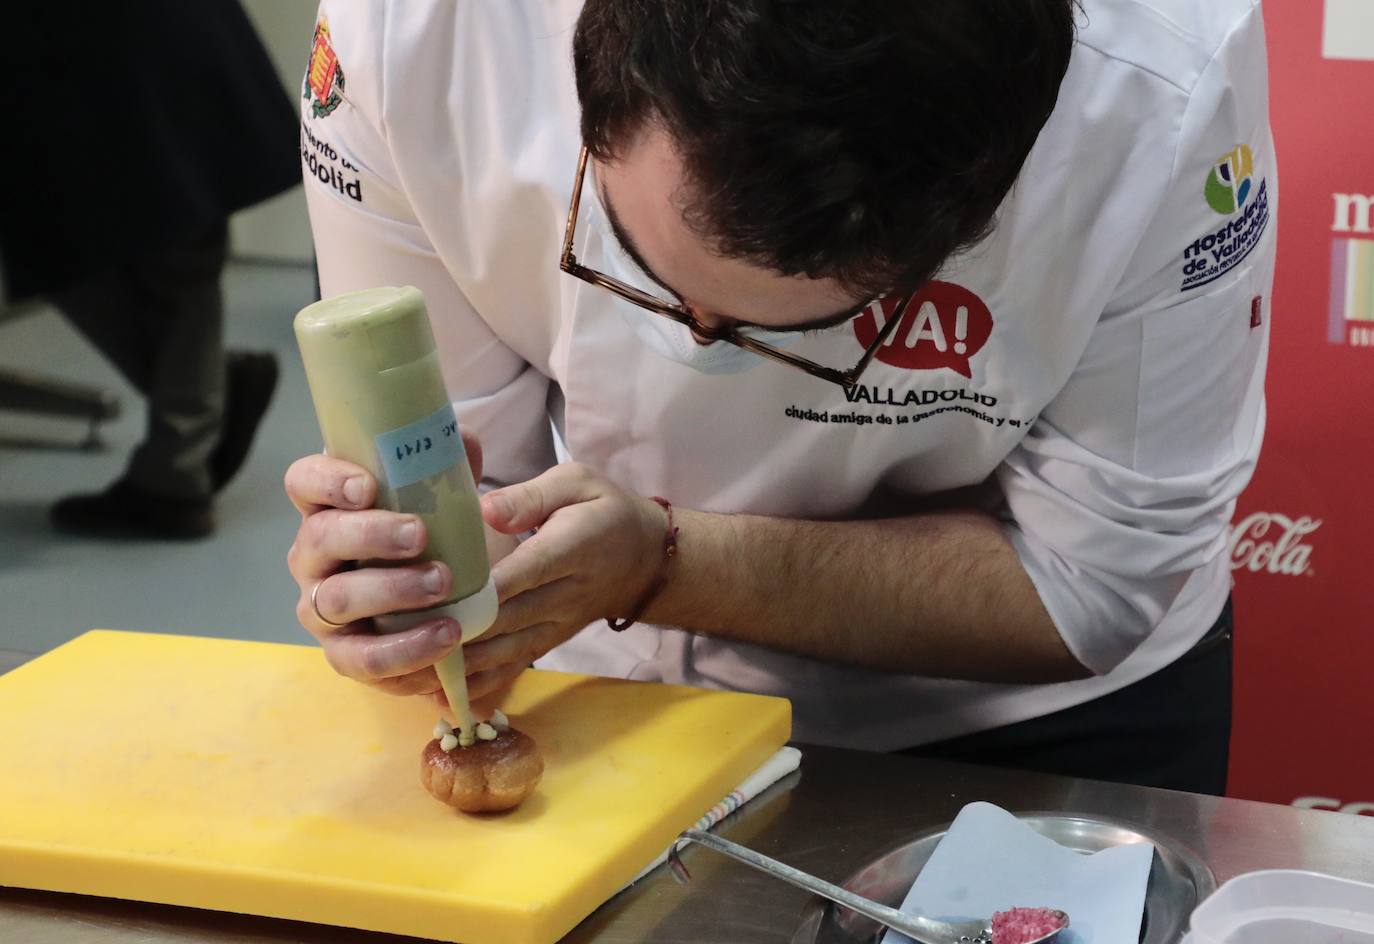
[294,285,497,744]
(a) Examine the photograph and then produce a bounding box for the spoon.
[673,829,1068,944]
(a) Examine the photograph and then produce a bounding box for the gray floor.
[0,262,320,656]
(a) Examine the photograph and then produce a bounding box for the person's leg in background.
[902,599,1234,795]
[44,267,159,419]
[49,222,277,538]
[124,222,228,503]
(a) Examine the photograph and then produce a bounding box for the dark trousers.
[903,599,1234,795]
[50,223,228,500]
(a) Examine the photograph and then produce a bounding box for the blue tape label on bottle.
[375,404,465,490]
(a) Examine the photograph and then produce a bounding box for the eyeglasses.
[558,146,911,389]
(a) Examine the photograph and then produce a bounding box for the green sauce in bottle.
[295,286,497,741]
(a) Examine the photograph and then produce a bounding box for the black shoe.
[51,480,214,540]
[212,350,280,492]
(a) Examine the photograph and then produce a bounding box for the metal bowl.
[791,812,1215,944]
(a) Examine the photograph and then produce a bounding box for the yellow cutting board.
[0,630,791,944]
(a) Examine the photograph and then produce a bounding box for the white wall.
[230,0,319,264]
[1324,0,1374,61]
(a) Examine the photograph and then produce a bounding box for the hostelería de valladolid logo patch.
[305,16,345,118]
[1180,143,1269,291]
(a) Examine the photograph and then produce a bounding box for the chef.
[285,0,1275,795]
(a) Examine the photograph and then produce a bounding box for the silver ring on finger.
[311,577,349,628]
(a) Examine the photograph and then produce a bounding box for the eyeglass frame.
[558,146,912,390]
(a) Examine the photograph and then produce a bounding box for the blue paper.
[374,404,465,490]
[881,803,1153,944]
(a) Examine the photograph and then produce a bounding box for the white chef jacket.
[300,0,1276,750]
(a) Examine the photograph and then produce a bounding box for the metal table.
[3,647,1371,943]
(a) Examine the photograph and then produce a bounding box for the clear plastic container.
[1188,869,1374,944]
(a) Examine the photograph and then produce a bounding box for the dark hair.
[574,0,1077,296]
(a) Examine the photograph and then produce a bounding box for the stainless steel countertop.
[3,647,1372,943]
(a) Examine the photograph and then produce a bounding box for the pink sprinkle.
[991,907,1066,943]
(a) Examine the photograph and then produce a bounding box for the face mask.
[585,197,801,376]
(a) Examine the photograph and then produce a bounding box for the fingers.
[373,666,445,697]
[461,429,483,486]
[482,571,578,641]
[289,509,427,583]
[309,562,452,627]
[481,462,603,534]
[489,523,587,603]
[463,620,568,676]
[435,579,577,711]
[322,618,460,684]
[465,661,527,704]
[286,431,482,516]
[428,664,523,711]
[284,454,377,516]
[430,608,570,710]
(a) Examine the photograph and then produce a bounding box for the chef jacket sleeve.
[996,3,1275,674]
[299,2,556,492]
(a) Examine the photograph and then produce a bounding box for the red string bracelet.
[606,496,679,632]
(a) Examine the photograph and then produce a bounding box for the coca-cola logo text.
[1229,512,1322,576]
[852,282,993,378]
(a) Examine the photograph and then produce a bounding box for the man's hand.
[462,463,669,700]
[283,432,485,699]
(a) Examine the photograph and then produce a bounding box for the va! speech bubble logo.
[852,281,993,378]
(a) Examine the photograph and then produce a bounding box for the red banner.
[1227,0,1374,813]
